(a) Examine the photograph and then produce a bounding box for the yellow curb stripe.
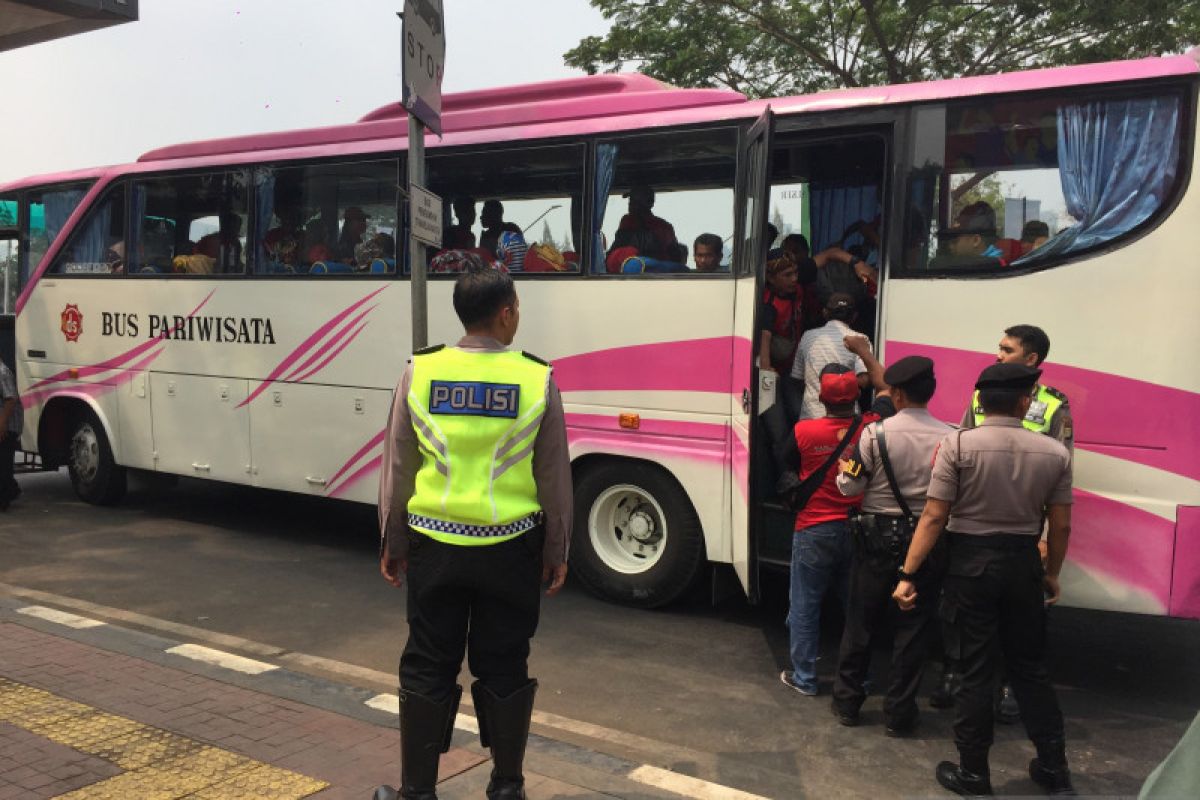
[0,677,327,799]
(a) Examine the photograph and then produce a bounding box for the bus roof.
[0,165,108,194]
[134,54,1199,166]
[4,53,1197,191]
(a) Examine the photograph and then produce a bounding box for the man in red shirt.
[611,185,680,262]
[777,365,892,696]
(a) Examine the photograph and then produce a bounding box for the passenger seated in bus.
[479,200,522,256]
[354,232,396,272]
[194,212,243,272]
[693,233,726,273]
[304,220,333,264]
[263,205,304,266]
[609,185,681,262]
[335,206,370,262]
[1020,219,1050,256]
[445,196,477,249]
[105,239,126,274]
[932,201,1005,268]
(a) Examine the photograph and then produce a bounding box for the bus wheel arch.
[39,397,126,505]
[570,455,706,608]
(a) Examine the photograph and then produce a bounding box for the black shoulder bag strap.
[786,414,864,511]
[875,420,915,526]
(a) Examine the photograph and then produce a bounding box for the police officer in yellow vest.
[375,265,572,800]
[936,324,1074,725]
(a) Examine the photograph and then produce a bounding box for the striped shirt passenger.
[790,294,867,420]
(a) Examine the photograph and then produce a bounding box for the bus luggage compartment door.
[148,373,251,483]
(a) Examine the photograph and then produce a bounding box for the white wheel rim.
[587,484,668,574]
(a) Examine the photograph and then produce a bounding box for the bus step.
[13,451,46,474]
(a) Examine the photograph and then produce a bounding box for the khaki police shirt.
[836,407,952,515]
[927,417,1073,536]
[378,335,573,566]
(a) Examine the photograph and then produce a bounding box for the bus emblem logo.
[61,304,83,342]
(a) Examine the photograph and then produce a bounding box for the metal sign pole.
[408,114,427,350]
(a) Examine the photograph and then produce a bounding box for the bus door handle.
[305,476,327,487]
[742,388,751,415]
[192,463,211,472]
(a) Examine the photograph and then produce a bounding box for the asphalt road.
[2,470,1198,798]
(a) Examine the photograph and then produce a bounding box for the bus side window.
[594,129,736,276]
[902,89,1184,274]
[131,171,249,276]
[425,144,585,275]
[253,159,399,277]
[47,186,127,277]
[26,184,90,282]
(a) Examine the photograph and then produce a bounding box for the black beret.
[975,362,1041,391]
[883,355,934,387]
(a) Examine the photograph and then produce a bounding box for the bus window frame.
[42,180,130,280]
[888,79,1197,282]
[15,180,96,286]
[416,138,590,281]
[586,124,741,281]
[240,153,405,281]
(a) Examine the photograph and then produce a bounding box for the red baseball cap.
[819,371,860,404]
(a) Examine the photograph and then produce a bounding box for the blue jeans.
[787,520,853,691]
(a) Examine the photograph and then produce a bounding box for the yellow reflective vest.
[406,346,550,546]
[970,383,1066,436]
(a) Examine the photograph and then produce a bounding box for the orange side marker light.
[618,413,640,430]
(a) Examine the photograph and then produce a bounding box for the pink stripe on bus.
[1069,490,1175,612]
[567,429,727,463]
[565,413,727,441]
[239,287,387,408]
[554,337,734,395]
[885,341,1200,483]
[1171,506,1200,619]
[326,429,387,492]
[282,305,376,382]
[328,455,384,500]
[290,321,370,384]
[22,344,165,409]
[27,290,215,392]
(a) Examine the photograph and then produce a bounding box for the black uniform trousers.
[833,534,944,725]
[400,526,544,704]
[0,432,19,506]
[942,532,1064,764]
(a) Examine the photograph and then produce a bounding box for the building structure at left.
[0,0,138,52]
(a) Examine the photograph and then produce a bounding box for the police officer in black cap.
[831,356,953,735]
[891,362,1076,796]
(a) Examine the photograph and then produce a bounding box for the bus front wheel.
[68,411,126,505]
[571,461,704,608]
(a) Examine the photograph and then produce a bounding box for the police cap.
[883,355,934,388]
[975,362,1041,391]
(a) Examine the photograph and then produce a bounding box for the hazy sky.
[0,0,611,183]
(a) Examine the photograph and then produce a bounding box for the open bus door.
[730,107,774,603]
[0,195,17,369]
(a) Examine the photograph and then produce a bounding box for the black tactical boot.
[930,668,960,709]
[373,686,461,800]
[1030,738,1076,795]
[473,680,538,800]
[935,761,993,798]
[995,683,1020,724]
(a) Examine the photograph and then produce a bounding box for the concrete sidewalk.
[0,606,724,800]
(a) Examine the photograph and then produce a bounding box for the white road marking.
[16,605,106,629]
[627,764,772,800]
[362,693,480,734]
[364,693,399,714]
[164,644,278,675]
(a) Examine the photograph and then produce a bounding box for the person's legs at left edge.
[0,432,18,510]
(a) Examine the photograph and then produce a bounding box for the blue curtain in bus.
[76,205,111,263]
[255,169,276,270]
[1031,95,1181,260]
[43,188,85,244]
[809,183,878,254]
[592,143,617,273]
[130,185,147,270]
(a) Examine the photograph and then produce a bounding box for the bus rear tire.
[571,461,704,609]
[68,411,126,506]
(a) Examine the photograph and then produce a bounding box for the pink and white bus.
[2,53,1198,616]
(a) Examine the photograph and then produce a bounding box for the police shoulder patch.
[413,343,445,356]
[1042,384,1069,403]
[520,350,550,366]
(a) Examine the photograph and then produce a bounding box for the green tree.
[566,1,1200,98]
